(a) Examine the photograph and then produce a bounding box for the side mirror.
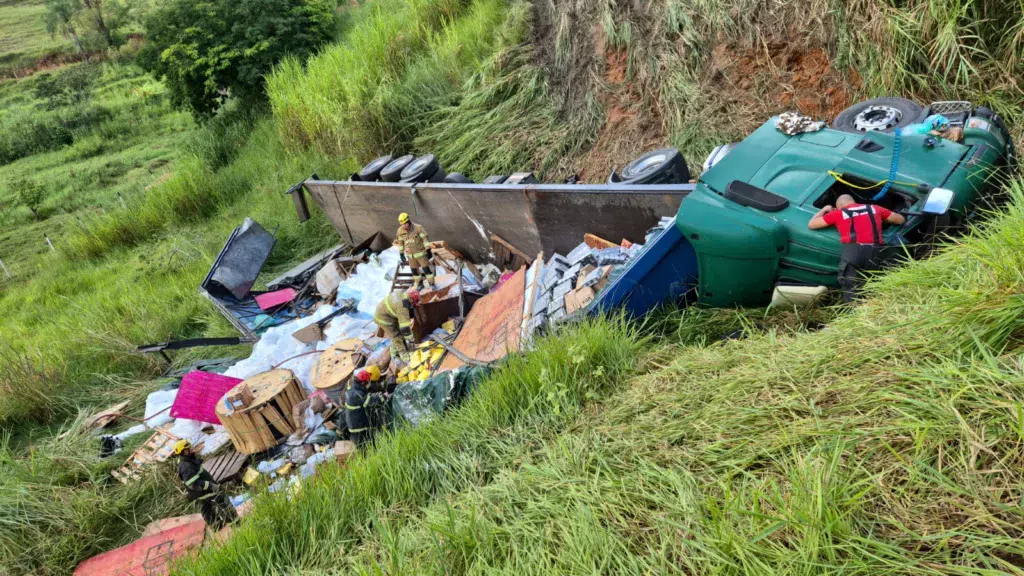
[922,187,954,216]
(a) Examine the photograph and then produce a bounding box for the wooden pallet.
[111,427,179,484]
[201,450,249,483]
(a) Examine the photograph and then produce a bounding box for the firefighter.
[345,366,388,448]
[173,440,236,530]
[808,194,905,302]
[373,288,421,362]
[394,213,435,290]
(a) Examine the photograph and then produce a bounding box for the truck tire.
[380,155,414,182]
[358,155,393,181]
[619,148,690,184]
[444,172,472,183]
[831,97,924,134]
[400,154,441,183]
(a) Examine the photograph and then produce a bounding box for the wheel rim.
[365,156,390,171]
[385,156,413,172]
[853,105,903,132]
[408,156,432,172]
[627,153,668,177]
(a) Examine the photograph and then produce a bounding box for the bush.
[32,63,98,110]
[0,111,74,164]
[137,0,336,117]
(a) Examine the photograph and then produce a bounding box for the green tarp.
[391,366,491,426]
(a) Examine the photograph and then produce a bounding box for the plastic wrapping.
[391,366,491,426]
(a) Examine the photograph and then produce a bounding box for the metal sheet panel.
[303,181,692,264]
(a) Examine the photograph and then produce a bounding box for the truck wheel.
[358,155,393,181]
[399,154,441,183]
[444,173,472,183]
[380,155,414,182]
[831,97,924,134]
[619,148,691,184]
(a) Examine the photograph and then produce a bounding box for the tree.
[80,0,113,48]
[138,0,335,117]
[9,178,47,222]
[43,0,88,58]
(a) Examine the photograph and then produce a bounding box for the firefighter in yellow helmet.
[345,365,387,448]
[394,212,435,290]
[373,288,421,362]
[173,440,236,529]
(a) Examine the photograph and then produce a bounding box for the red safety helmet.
[406,289,421,305]
[356,368,372,383]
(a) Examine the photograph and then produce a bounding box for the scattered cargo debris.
[79,97,1013,565]
[74,515,207,576]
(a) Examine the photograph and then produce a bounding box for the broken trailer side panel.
[587,219,699,317]
[301,180,694,264]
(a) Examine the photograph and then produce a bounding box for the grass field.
[0,0,76,76]
[2,0,1024,574]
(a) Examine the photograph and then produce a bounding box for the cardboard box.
[575,286,596,309]
[577,265,596,289]
[565,286,596,314]
[292,322,325,345]
[335,440,357,467]
[315,259,347,295]
[223,384,254,411]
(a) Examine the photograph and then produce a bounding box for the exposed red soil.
[710,44,859,122]
[576,28,666,182]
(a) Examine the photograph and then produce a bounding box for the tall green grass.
[268,0,507,161]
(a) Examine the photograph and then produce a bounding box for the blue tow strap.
[872,127,901,201]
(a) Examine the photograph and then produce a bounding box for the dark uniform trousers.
[177,454,236,530]
[837,206,887,303]
[345,380,387,448]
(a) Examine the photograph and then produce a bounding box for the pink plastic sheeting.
[255,288,297,311]
[170,371,243,425]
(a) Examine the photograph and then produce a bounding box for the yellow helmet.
[173,439,193,455]
[398,212,409,224]
[366,365,381,381]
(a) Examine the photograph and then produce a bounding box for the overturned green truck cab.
[676,103,1014,306]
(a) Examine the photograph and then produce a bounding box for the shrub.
[137,0,336,117]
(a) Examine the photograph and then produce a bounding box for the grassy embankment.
[179,0,1024,573]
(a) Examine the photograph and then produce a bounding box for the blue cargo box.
[586,219,699,317]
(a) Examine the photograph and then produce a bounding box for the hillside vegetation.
[1,0,1023,574]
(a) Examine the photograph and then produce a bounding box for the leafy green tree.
[8,178,47,222]
[138,0,335,117]
[43,0,88,57]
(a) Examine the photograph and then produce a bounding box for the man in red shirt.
[808,194,905,302]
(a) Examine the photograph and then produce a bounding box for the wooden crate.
[215,369,304,454]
